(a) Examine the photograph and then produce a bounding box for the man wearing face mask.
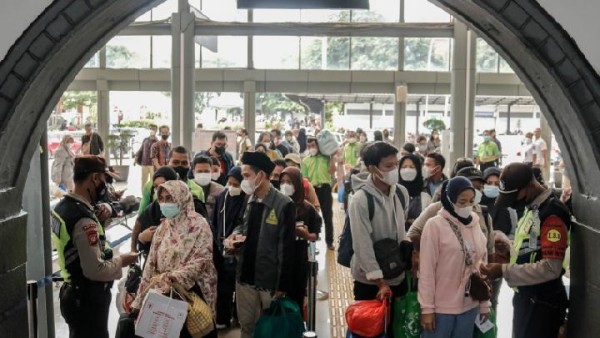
[348,142,410,336]
[343,131,361,168]
[270,159,287,190]
[193,156,225,221]
[475,130,501,172]
[52,156,139,338]
[302,137,338,250]
[422,153,448,197]
[271,128,292,157]
[481,167,517,237]
[481,163,570,338]
[194,131,234,186]
[284,130,300,153]
[224,152,296,338]
[150,125,172,170]
[520,132,534,165]
[257,132,282,160]
[212,166,249,329]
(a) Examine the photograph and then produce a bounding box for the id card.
[475,314,495,333]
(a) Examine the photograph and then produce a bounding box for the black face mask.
[172,166,190,181]
[90,178,108,204]
[510,190,528,210]
[161,134,169,141]
[215,146,225,155]
[271,180,280,190]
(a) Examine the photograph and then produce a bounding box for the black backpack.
[337,185,406,268]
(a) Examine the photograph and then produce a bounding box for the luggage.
[316,130,339,156]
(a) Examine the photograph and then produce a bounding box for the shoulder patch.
[266,209,278,225]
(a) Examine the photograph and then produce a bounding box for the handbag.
[316,129,339,156]
[393,272,421,338]
[345,298,389,338]
[172,283,213,338]
[473,307,497,338]
[373,238,408,279]
[253,298,305,338]
[446,219,491,302]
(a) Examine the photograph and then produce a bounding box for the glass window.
[499,57,514,73]
[201,0,247,22]
[404,0,452,22]
[253,9,301,22]
[84,52,99,68]
[151,0,178,21]
[404,38,451,71]
[253,36,300,69]
[106,36,151,69]
[351,37,398,70]
[476,38,499,73]
[152,36,171,68]
[109,91,172,126]
[301,37,350,70]
[300,9,349,22]
[195,92,244,132]
[202,36,248,68]
[351,0,400,22]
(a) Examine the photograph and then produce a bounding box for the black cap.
[496,163,534,208]
[241,151,276,175]
[483,167,502,181]
[456,167,484,183]
[74,155,107,175]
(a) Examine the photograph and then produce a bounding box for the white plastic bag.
[135,290,188,338]
[316,130,339,156]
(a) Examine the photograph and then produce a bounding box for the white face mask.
[241,173,262,195]
[400,168,417,182]
[455,205,473,218]
[211,171,221,181]
[419,144,428,152]
[483,184,499,199]
[228,185,242,197]
[308,148,318,156]
[474,190,483,205]
[194,172,212,187]
[422,166,431,179]
[280,183,295,196]
[377,167,399,186]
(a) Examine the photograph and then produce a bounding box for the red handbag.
[345,298,389,337]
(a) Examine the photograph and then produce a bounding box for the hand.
[295,225,309,239]
[480,263,503,280]
[139,226,158,244]
[224,234,246,252]
[560,187,572,203]
[375,283,392,301]
[421,313,435,332]
[273,291,286,300]
[479,311,490,324]
[94,203,112,222]
[120,252,140,267]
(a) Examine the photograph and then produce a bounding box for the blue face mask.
[160,202,180,219]
[483,184,499,199]
[483,136,491,143]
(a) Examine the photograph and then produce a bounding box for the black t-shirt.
[239,202,265,286]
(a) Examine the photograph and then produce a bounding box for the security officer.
[481,163,569,338]
[52,156,138,338]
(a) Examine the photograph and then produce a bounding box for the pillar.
[394,84,407,148]
[243,81,256,153]
[96,80,110,159]
[450,21,476,165]
[171,1,196,150]
[540,112,552,182]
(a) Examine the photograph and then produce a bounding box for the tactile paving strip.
[327,206,354,338]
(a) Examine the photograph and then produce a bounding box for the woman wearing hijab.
[419,177,489,338]
[297,128,308,154]
[398,154,432,231]
[51,134,76,191]
[279,166,322,310]
[132,180,218,338]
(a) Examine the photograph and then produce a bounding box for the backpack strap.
[357,187,375,221]
[394,186,406,210]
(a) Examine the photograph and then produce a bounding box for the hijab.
[440,177,475,225]
[398,154,424,198]
[280,167,308,215]
[61,135,76,158]
[298,128,307,153]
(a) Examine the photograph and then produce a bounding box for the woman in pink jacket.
[419,176,490,338]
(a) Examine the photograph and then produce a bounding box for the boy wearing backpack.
[347,141,410,311]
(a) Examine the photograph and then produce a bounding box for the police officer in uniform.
[481,163,569,338]
[52,156,139,338]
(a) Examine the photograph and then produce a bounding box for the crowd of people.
[52,123,572,338]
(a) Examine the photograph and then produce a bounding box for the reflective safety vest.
[51,196,108,283]
[511,207,541,265]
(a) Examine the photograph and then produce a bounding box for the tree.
[423,118,446,131]
[61,91,97,113]
[260,93,307,116]
[476,38,499,72]
[106,45,137,68]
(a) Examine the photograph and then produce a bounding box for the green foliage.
[106,45,137,68]
[118,120,156,129]
[61,91,97,111]
[106,127,136,166]
[260,93,306,116]
[476,39,499,72]
[325,101,343,129]
[404,38,448,71]
[423,118,446,131]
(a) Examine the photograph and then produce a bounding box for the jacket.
[196,149,235,184]
[418,208,489,315]
[233,187,296,292]
[348,173,409,286]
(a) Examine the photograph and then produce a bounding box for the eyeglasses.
[171,160,189,167]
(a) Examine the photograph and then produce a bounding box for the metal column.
[450,21,476,162]
[369,101,374,130]
[97,81,110,158]
[394,85,407,148]
[464,29,477,158]
[540,112,552,182]
[244,81,256,148]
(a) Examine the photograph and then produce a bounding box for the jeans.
[421,307,479,338]
[314,184,333,246]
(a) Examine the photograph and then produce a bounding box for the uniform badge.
[266,209,278,225]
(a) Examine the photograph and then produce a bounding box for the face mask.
[422,166,431,179]
[271,180,281,190]
[280,183,295,196]
[483,136,491,142]
[286,137,293,142]
[160,202,180,219]
[215,146,225,155]
[211,172,221,181]
[161,134,169,141]
[483,184,499,199]
[241,174,262,195]
[525,138,532,145]
[474,190,483,205]
[348,138,357,144]
[510,191,528,210]
[228,186,242,197]
[94,179,108,202]
[377,168,399,186]
[172,166,190,181]
[455,205,473,218]
[419,144,427,152]
[194,173,212,187]
[309,148,318,156]
[400,168,417,182]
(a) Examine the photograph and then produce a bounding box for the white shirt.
[533,137,548,166]
[522,140,534,163]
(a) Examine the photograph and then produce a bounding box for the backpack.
[337,185,406,268]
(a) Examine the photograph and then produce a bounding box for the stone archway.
[0,0,599,335]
